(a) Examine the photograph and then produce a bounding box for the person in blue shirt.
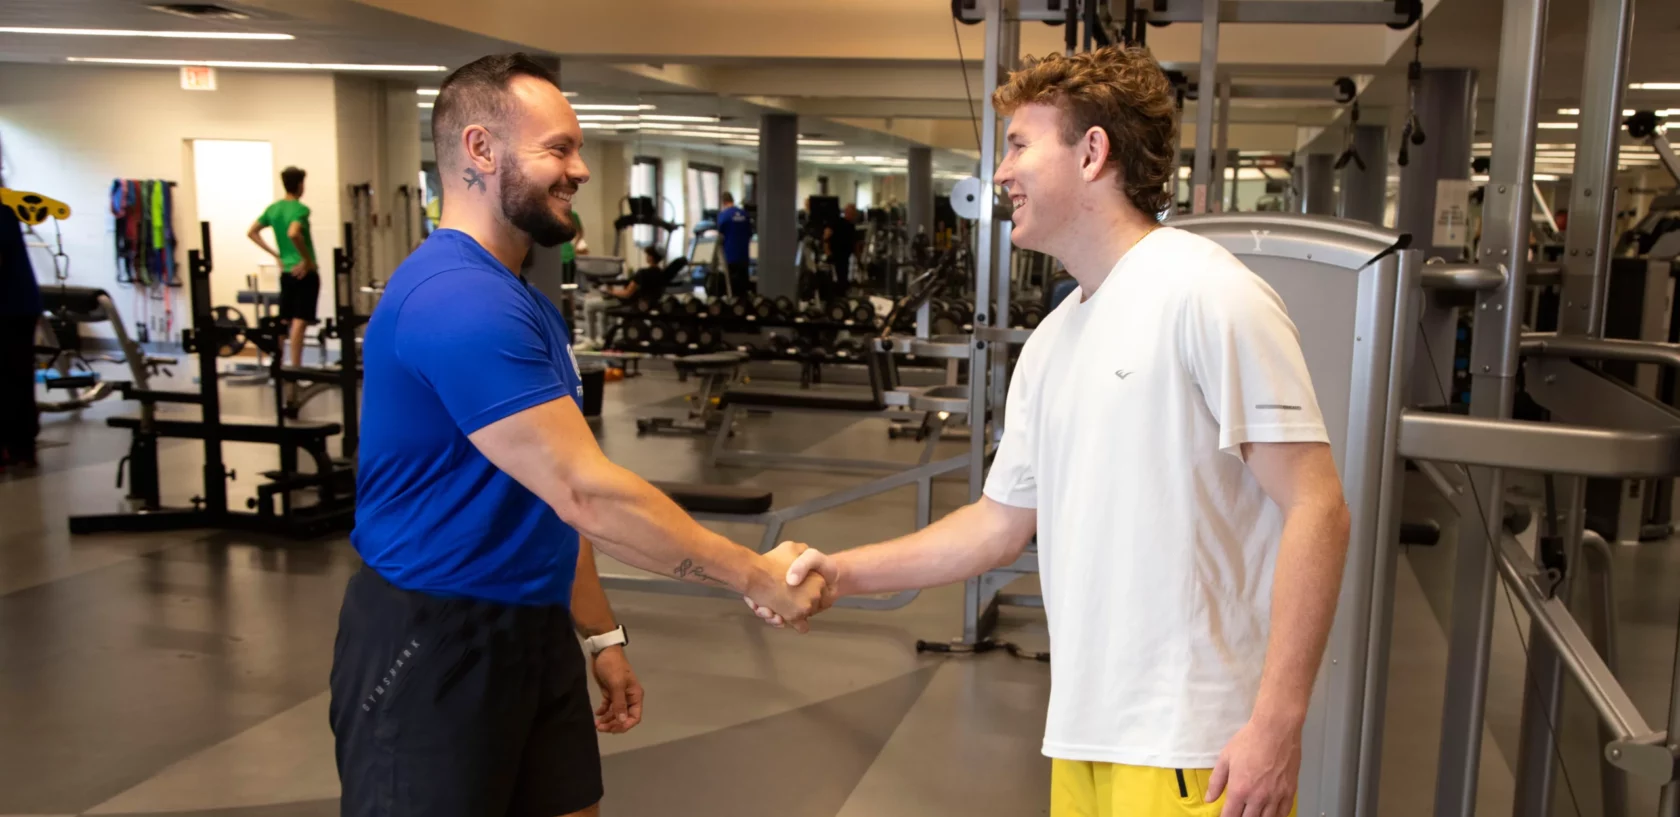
[330,53,835,817]
[0,190,42,471]
[714,191,754,296]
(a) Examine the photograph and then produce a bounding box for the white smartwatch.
[583,625,628,655]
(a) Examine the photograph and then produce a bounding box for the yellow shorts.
[1050,759,1298,817]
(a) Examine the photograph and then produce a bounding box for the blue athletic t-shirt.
[716,205,753,264]
[353,229,582,607]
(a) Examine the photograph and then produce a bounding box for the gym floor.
[4,357,1678,817]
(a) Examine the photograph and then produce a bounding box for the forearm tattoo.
[673,558,727,585]
[463,168,486,192]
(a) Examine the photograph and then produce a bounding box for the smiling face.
[498,75,590,247]
[995,102,1090,255]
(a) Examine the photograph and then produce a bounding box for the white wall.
[0,63,341,340]
[335,76,421,291]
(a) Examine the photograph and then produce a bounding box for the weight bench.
[708,343,962,472]
[37,285,172,413]
[597,476,948,611]
[102,414,350,522]
[276,363,361,417]
[636,351,747,435]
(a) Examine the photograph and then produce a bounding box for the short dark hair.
[720,192,734,204]
[644,245,665,264]
[432,53,561,170]
[280,166,306,196]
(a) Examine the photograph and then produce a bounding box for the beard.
[500,158,577,247]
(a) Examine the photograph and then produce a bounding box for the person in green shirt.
[247,166,318,369]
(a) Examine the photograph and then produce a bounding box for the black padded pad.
[237,291,282,306]
[40,285,111,318]
[719,388,883,412]
[651,481,773,515]
[107,415,340,444]
[673,352,747,370]
[278,365,359,383]
[1399,520,1441,546]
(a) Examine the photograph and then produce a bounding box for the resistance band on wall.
[110,178,180,338]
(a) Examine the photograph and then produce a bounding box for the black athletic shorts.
[279,269,320,324]
[329,567,603,817]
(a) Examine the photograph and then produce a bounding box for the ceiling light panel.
[67,57,446,71]
[0,26,291,39]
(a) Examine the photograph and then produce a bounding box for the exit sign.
[180,65,217,91]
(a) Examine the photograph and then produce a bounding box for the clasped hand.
[742,542,836,631]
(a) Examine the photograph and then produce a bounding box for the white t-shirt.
[983,226,1329,768]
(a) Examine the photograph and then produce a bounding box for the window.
[631,156,661,247]
[685,162,723,228]
[743,171,757,208]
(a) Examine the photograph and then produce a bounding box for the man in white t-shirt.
[749,45,1350,817]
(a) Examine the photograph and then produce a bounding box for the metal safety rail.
[1398,412,1680,812]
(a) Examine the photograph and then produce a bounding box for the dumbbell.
[802,300,827,322]
[727,296,751,321]
[763,330,796,356]
[695,326,721,351]
[825,299,852,323]
[754,296,780,322]
[773,296,796,321]
[833,337,867,360]
[680,298,703,317]
[850,302,875,326]
[618,319,653,347]
[646,319,672,347]
[670,324,696,348]
[657,295,682,316]
[1020,303,1047,328]
[706,298,727,319]
[1009,303,1026,328]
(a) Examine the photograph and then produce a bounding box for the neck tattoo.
[463,168,486,192]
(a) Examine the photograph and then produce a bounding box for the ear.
[461,124,497,175]
[1079,126,1112,183]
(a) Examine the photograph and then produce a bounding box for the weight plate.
[1022,304,1046,328]
[754,299,775,319]
[682,299,703,316]
[851,304,874,325]
[707,299,726,318]
[728,298,749,318]
[648,323,669,342]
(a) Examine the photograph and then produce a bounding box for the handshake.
[741,541,839,633]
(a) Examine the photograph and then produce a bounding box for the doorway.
[190,139,276,319]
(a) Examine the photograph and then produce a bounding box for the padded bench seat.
[673,352,747,371]
[651,480,773,515]
[718,388,883,412]
[40,285,112,320]
[108,415,341,444]
[277,365,361,382]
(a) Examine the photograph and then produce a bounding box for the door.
[191,139,277,321]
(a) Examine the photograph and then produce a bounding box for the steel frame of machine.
[957,2,1680,816]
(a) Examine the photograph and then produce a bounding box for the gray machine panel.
[1174,213,1410,817]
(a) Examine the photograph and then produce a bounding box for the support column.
[756,113,799,300]
[1212,78,1231,212]
[908,146,933,239]
[1338,125,1390,224]
[1190,0,1218,213]
[1301,153,1337,215]
[1397,68,1479,259]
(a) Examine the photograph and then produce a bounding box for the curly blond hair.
[993,45,1178,215]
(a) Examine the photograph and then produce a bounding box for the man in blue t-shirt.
[715,191,753,296]
[330,54,835,817]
